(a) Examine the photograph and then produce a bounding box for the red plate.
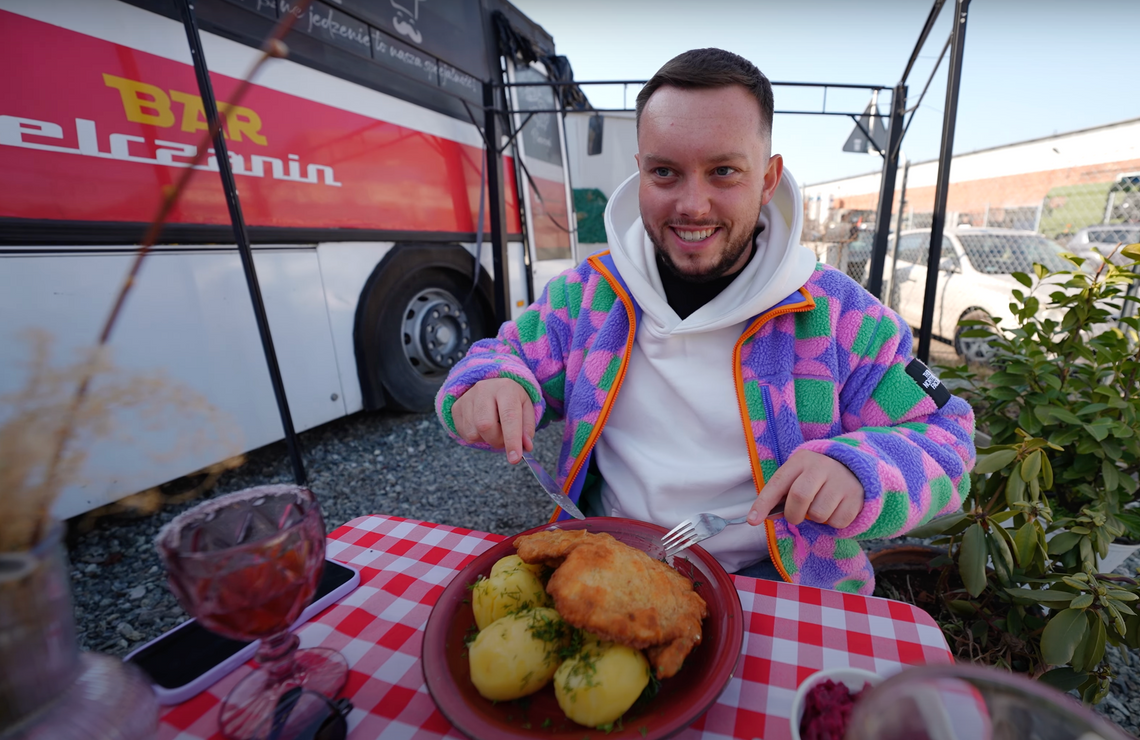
[421,517,744,740]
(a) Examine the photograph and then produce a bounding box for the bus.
[0,0,585,519]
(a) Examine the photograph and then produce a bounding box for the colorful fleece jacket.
[436,253,976,595]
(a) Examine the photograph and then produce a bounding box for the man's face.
[636,84,783,282]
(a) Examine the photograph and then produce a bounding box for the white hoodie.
[595,167,818,573]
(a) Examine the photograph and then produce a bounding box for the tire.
[355,245,492,413]
[376,269,487,412]
[954,309,997,365]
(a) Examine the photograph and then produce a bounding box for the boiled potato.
[472,555,551,630]
[553,636,651,728]
[469,608,569,701]
[491,554,545,579]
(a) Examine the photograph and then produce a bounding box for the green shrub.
[910,242,1140,703]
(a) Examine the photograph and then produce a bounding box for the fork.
[660,502,785,556]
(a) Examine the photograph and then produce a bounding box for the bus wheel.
[377,269,485,412]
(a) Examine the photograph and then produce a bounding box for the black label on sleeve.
[905,358,951,408]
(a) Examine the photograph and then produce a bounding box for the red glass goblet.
[156,485,347,740]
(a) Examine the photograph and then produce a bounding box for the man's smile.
[669,225,721,248]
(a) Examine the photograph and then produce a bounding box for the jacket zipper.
[760,385,784,467]
[731,287,815,495]
[553,254,639,517]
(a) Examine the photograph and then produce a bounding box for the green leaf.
[1051,407,1083,425]
[1041,608,1090,666]
[905,512,969,538]
[1071,613,1107,673]
[1102,459,1120,491]
[1011,271,1033,288]
[1070,593,1094,609]
[1005,472,1027,506]
[1021,451,1043,482]
[989,533,1014,584]
[1047,532,1082,555]
[1006,587,1076,605]
[1042,454,1054,490]
[1107,589,1140,602]
[947,600,979,617]
[1083,422,1111,442]
[1013,522,1037,569]
[1080,537,1095,570]
[974,449,1018,475]
[1121,243,1140,260]
[960,524,988,598]
[1039,667,1086,692]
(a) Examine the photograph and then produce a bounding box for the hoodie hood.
[603,166,818,335]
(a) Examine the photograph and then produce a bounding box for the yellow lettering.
[103,73,174,127]
[104,73,268,146]
[170,90,213,136]
[221,104,267,146]
[169,91,268,146]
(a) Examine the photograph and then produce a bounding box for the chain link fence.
[805,118,1140,367]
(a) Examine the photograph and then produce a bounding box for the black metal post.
[177,0,306,484]
[866,83,907,300]
[886,157,911,310]
[483,80,512,326]
[919,0,971,362]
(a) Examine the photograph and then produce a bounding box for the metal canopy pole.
[483,81,512,327]
[177,0,306,484]
[866,83,907,299]
[885,156,911,310]
[918,0,971,362]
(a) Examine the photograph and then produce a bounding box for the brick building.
[803,117,1140,241]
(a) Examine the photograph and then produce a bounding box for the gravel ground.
[64,408,1140,736]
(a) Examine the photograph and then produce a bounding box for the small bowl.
[789,666,882,740]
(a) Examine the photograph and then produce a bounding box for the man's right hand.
[451,378,535,464]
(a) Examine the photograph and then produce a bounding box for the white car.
[1067,224,1140,267]
[887,228,1071,363]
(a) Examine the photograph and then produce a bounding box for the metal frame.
[917,0,971,362]
[177,0,307,485]
[501,0,970,365]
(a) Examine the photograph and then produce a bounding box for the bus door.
[505,60,578,301]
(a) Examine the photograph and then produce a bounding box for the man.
[436,49,974,595]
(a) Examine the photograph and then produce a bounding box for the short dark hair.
[635,48,774,136]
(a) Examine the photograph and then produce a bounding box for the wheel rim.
[401,288,472,377]
[957,331,996,364]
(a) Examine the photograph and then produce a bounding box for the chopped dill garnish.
[466,574,486,591]
[463,623,479,647]
[542,718,552,728]
[639,726,648,737]
[557,628,588,661]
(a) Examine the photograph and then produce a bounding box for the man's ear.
[634,152,640,170]
[761,154,784,206]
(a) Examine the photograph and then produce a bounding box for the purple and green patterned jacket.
[437,252,975,595]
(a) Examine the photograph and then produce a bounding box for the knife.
[520,452,586,520]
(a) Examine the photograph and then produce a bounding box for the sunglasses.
[264,686,353,740]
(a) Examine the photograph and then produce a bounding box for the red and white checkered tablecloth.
[158,515,953,740]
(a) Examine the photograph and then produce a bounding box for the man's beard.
[649,220,760,284]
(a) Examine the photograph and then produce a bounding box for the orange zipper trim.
[733,286,816,495]
[765,518,793,583]
[548,251,638,522]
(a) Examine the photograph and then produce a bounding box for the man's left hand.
[747,450,864,529]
